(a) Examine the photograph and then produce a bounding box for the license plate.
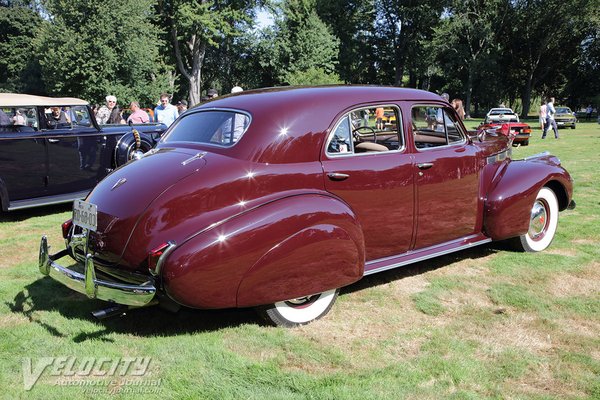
[73,200,97,231]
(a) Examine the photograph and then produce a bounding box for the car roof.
[187,85,447,164]
[0,93,88,107]
[488,108,514,113]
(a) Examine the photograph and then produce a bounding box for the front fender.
[162,194,365,309]
[484,154,573,240]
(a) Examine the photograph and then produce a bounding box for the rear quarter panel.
[161,195,365,309]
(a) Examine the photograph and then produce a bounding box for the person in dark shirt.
[47,107,70,129]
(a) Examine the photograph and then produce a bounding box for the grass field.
[1,121,599,399]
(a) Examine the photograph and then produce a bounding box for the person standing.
[542,97,559,139]
[96,95,125,125]
[539,101,547,132]
[176,100,188,114]
[451,98,465,120]
[154,93,179,127]
[375,107,384,130]
[126,101,150,124]
[586,105,593,121]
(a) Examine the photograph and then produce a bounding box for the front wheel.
[512,187,559,252]
[258,289,339,327]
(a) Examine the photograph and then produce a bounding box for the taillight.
[61,219,73,239]
[148,242,171,274]
[523,128,531,134]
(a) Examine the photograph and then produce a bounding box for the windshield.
[555,107,571,114]
[162,110,250,147]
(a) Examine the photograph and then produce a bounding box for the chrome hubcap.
[529,200,548,239]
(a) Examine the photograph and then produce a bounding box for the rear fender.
[162,194,364,309]
[484,154,573,240]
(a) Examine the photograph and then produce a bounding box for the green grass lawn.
[1,122,599,399]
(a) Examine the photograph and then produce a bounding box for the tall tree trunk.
[465,65,474,118]
[172,29,206,106]
[521,74,533,118]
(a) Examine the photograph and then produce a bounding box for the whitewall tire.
[259,289,339,327]
[515,187,559,252]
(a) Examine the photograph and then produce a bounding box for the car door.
[410,104,480,249]
[44,105,104,196]
[322,105,415,262]
[0,106,47,202]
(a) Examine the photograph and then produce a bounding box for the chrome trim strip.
[363,238,492,276]
[8,190,90,211]
[39,236,156,306]
[522,151,549,161]
[181,152,207,166]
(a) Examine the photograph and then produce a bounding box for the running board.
[363,235,492,276]
[7,190,89,211]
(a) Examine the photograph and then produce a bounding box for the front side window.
[326,105,403,156]
[412,106,465,149]
[162,110,250,147]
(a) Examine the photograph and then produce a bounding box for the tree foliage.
[1,0,598,113]
[36,0,172,105]
[0,2,44,93]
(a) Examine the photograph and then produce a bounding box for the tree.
[316,0,378,84]
[36,0,172,105]
[0,2,45,93]
[505,0,593,116]
[157,0,259,104]
[429,0,509,116]
[273,0,341,85]
[374,0,447,86]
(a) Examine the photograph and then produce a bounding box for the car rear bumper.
[38,236,156,307]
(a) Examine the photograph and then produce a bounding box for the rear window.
[162,110,250,147]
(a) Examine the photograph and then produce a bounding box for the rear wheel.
[258,289,339,327]
[512,187,559,252]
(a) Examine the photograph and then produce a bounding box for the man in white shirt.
[542,97,559,139]
[154,93,179,127]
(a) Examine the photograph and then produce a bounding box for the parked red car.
[478,121,532,146]
[39,86,574,327]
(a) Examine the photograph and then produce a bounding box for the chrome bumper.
[38,236,156,307]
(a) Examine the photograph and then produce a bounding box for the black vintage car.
[0,94,167,211]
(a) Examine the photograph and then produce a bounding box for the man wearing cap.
[177,100,188,114]
[154,93,179,127]
[207,88,218,98]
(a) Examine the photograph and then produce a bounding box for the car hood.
[85,147,207,268]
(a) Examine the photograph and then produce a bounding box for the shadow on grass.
[8,243,505,341]
[341,243,503,296]
[0,203,72,222]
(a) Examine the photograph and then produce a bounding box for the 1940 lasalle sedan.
[39,86,575,327]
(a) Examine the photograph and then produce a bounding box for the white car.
[485,108,520,124]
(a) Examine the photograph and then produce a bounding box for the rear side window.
[0,106,38,131]
[163,110,250,147]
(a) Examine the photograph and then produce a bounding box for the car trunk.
[83,147,206,268]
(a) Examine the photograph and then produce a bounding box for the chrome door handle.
[48,139,59,143]
[417,162,434,170]
[327,172,350,181]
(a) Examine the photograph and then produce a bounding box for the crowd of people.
[90,86,243,127]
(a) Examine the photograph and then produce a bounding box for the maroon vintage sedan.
[39,86,575,327]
